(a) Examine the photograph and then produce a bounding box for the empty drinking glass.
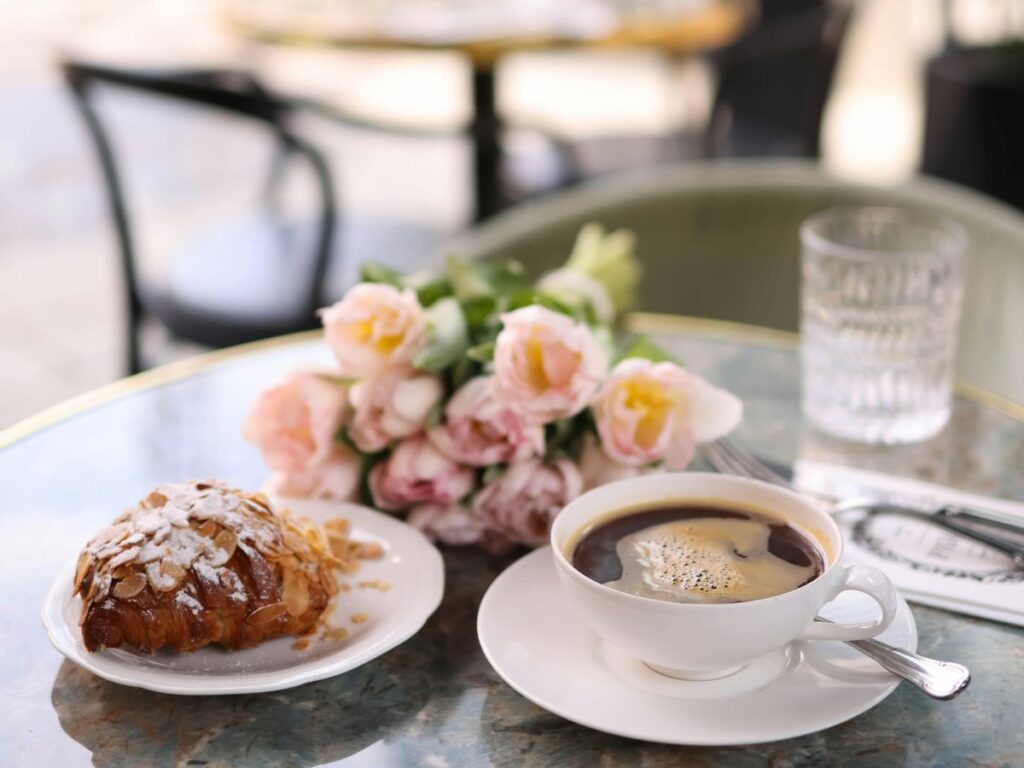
[800,206,967,444]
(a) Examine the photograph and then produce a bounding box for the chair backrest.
[706,4,853,158]
[61,60,336,372]
[441,160,1024,404]
[923,44,1024,211]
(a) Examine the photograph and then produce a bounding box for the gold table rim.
[220,0,753,68]
[2,313,1021,451]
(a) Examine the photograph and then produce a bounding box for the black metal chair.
[559,4,852,178]
[704,3,852,158]
[923,43,1024,212]
[63,60,440,373]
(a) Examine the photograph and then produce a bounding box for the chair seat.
[145,213,443,349]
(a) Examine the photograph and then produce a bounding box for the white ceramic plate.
[42,499,444,695]
[478,546,917,746]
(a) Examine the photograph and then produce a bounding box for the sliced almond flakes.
[113,572,147,599]
[246,602,288,625]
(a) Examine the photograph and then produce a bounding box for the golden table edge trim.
[219,0,751,66]
[628,313,1024,422]
[2,314,1021,450]
[0,329,323,450]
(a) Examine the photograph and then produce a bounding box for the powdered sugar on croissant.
[73,480,368,653]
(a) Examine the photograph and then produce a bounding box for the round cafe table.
[3,315,1023,766]
[222,0,753,221]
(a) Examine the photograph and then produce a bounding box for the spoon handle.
[844,636,971,700]
[815,617,971,699]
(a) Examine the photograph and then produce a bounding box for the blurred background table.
[3,316,1022,767]
[222,0,755,221]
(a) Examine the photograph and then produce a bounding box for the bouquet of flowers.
[242,224,742,553]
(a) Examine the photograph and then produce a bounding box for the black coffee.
[571,504,824,604]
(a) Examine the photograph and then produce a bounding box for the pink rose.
[242,371,348,472]
[321,283,427,378]
[408,502,487,546]
[349,368,444,453]
[266,449,361,501]
[493,305,608,423]
[578,433,649,490]
[408,503,514,555]
[473,458,583,547]
[369,435,475,512]
[592,359,742,470]
[428,376,544,466]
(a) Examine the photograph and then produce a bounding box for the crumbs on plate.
[322,627,350,642]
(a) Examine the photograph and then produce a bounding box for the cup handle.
[798,564,898,642]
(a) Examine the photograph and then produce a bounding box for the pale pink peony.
[408,503,515,555]
[492,305,608,424]
[408,502,488,547]
[578,433,650,490]
[369,435,475,512]
[242,371,348,473]
[321,283,427,378]
[592,359,742,470]
[348,368,444,453]
[473,458,583,547]
[428,376,544,466]
[265,449,361,501]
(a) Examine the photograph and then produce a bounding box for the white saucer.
[42,499,444,695]
[478,546,917,746]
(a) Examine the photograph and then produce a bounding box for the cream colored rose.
[321,283,427,378]
[242,371,348,472]
[592,359,742,470]
[492,305,608,424]
[348,368,444,453]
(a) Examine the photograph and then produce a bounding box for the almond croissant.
[74,481,344,653]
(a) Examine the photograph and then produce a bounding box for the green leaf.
[448,354,477,391]
[477,259,527,294]
[359,262,403,287]
[403,271,452,307]
[564,223,642,317]
[424,399,444,429]
[446,256,528,302]
[534,292,582,320]
[315,372,355,387]
[481,464,506,486]
[506,290,537,312]
[544,414,589,461]
[462,295,498,328]
[466,340,495,363]
[505,290,580,320]
[413,297,469,372]
[617,334,682,365]
[335,425,358,452]
[446,255,494,301]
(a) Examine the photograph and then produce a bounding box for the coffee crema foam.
[605,518,819,604]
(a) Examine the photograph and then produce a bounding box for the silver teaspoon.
[817,617,971,700]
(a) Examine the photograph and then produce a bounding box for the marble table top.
[3,315,1022,767]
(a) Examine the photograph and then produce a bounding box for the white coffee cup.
[550,473,897,680]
